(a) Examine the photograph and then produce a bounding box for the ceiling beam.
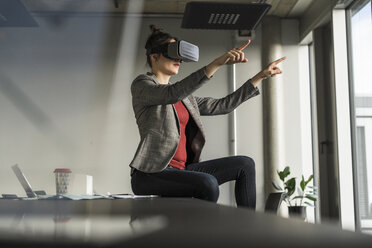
[299,0,339,41]
[268,0,299,17]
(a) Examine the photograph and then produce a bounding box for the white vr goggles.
[146,40,199,62]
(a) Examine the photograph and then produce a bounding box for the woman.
[130,25,285,209]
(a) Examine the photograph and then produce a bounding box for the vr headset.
[146,40,199,62]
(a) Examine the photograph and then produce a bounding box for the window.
[348,0,372,234]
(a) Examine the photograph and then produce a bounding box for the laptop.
[264,192,285,214]
[11,164,42,198]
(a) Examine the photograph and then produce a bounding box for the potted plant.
[272,166,317,220]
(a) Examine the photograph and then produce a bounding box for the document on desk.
[62,195,113,200]
[16,194,158,200]
[35,195,113,200]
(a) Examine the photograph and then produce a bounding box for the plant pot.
[288,206,306,221]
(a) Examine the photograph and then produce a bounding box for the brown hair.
[145,25,176,68]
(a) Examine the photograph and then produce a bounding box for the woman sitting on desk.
[129,25,285,209]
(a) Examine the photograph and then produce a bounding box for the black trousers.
[131,156,256,209]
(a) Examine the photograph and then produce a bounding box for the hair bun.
[149,25,162,34]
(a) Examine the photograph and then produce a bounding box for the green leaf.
[300,175,305,191]
[305,194,317,202]
[279,166,290,181]
[305,194,318,199]
[304,175,314,187]
[283,166,290,177]
[278,172,284,181]
[304,202,315,207]
[272,182,283,191]
[285,177,296,197]
[285,177,296,188]
[308,185,318,189]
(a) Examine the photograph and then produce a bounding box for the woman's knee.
[237,156,256,175]
[197,175,219,202]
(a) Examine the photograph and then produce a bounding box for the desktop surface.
[0,198,371,247]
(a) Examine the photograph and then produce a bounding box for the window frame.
[345,0,372,232]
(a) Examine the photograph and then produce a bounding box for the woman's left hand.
[261,57,286,78]
[250,57,286,88]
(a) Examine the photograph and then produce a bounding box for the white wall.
[235,27,264,209]
[0,14,308,211]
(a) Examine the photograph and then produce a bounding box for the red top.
[169,101,190,170]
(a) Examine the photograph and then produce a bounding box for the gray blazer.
[129,67,260,173]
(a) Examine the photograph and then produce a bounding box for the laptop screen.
[11,164,37,198]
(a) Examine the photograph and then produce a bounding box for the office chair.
[265,192,285,214]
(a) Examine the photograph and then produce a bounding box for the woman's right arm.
[131,68,210,106]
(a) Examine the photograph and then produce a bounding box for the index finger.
[237,40,251,51]
[273,56,286,65]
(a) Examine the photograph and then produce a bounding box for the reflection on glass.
[350,0,372,234]
[0,214,167,245]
